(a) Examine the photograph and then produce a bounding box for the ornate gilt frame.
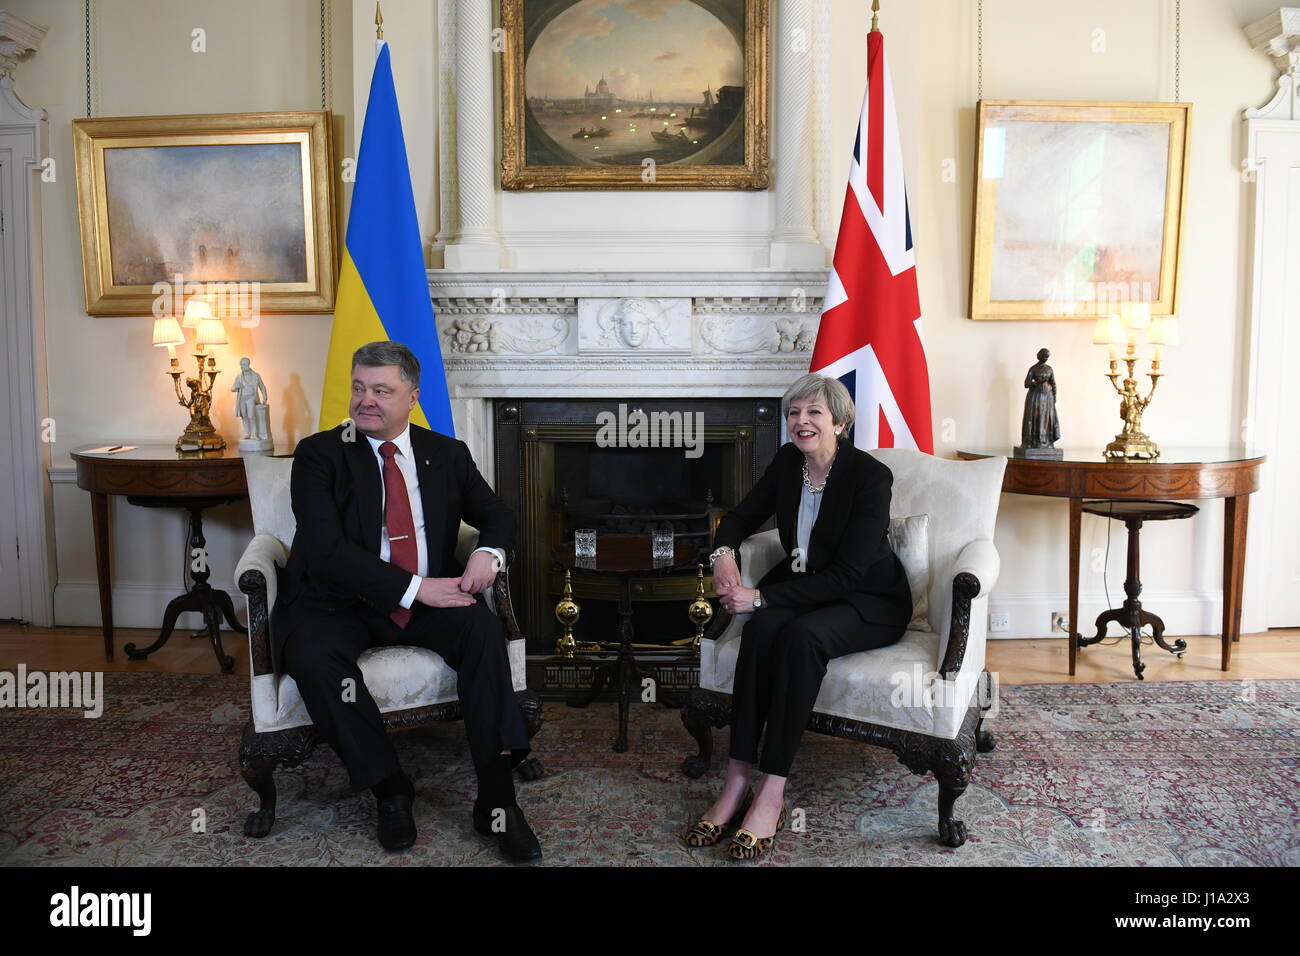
[500,0,770,190]
[72,110,338,315]
[970,100,1191,321]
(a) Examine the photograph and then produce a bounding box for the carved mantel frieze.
[429,270,826,387]
[431,271,826,369]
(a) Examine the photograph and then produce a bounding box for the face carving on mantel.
[615,298,657,348]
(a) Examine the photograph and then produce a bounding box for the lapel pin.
[424,459,430,465]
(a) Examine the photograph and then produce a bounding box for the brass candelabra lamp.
[1092,303,1180,461]
[152,297,229,452]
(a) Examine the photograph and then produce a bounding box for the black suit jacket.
[712,442,912,626]
[269,422,515,673]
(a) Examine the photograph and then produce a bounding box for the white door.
[0,150,26,620]
[1244,108,1300,631]
[1265,140,1300,626]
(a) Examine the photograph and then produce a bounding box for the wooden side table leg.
[1222,494,1250,670]
[90,491,114,662]
[1068,496,1081,676]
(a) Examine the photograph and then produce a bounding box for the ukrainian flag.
[318,42,453,436]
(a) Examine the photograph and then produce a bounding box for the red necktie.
[379,441,417,628]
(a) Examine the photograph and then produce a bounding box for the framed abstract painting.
[970,100,1191,320]
[72,110,338,315]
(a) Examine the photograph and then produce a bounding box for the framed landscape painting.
[970,100,1191,320]
[73,110,338,315]
[501,0,770,189]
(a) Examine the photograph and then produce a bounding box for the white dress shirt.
[364,423,504,609]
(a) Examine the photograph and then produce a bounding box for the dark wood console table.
[70,443,286,671]
[956,447,1266,674]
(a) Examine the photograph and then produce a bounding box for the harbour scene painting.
[503,0,769,188]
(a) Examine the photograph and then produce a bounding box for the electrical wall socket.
[989,612,1010,633]
[1051,611,1068,632]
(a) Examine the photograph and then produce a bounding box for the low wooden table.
[70,442,287,672]
[956,446,1266,674]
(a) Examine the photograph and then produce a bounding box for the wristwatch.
[752,589,763,610]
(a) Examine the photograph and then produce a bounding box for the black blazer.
[269,422,515,672]
[712,442,912,626]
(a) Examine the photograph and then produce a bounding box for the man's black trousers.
[282,594,530,793]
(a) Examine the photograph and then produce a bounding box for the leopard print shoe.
[726,803,788,860]
[682,787,754,847]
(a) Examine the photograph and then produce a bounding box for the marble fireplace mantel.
[430,268,828,477]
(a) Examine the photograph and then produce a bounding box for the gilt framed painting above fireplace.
[493,396,781,690]
[500,0,771,189]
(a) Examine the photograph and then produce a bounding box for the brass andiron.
[554,569,581,658]
[686,564,713,650]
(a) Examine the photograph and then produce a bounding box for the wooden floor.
[2,622,1297,684]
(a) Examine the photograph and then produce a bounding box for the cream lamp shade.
[183,297,213,329]
[1146,316,1180,346]
[196,317,228,347]
[1119,301,1152,331]
[1093,314,1126,360]
[1147,316,1179,360]
[1093,314,1126,345]
[151,316,185,347]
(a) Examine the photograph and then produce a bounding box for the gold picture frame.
[500,0,770,190]
[970,100,1191,320]
[73,110,338,316]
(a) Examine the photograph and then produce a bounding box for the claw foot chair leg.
[239,720,319,839]
[935,778,969,848]
[514,689,545,780]
[681,687,731,778]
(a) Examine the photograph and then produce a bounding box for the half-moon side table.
[955,447,1266,674]
[70,443,288,672]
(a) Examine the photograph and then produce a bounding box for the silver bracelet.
[708,546,736,566]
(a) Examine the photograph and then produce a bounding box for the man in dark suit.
[271,340,541,861]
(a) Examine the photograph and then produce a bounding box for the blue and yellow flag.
[318,42,453,435]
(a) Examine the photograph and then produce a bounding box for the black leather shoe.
[473,803,543,863]
[376,793,416,852]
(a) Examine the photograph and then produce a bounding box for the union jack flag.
[811,30,933,454]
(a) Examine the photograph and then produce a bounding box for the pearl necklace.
[801,451,836,494]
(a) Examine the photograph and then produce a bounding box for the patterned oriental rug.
[1,673,1296,866]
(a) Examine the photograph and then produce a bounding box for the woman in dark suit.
[683,373,913,859]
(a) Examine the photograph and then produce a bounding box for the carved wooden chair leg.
[933,758,972,848]
[681,687,730,778]
[514,689,545,781]
[239,721,278,838]
[975,716,996,753]
[239,721,318,839]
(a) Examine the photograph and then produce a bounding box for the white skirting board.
[984,589,1228,640]
[53,581,247,633]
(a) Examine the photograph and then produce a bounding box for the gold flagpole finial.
[870,0,880,33]
[375,2,384,40]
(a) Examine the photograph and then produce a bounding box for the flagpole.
[870,0,880,33]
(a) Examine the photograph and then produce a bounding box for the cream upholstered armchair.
[681,449,1007,847]
[233,454,543,838]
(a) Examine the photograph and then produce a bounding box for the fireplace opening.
[555,442,728,551]
[493,397,781,687]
